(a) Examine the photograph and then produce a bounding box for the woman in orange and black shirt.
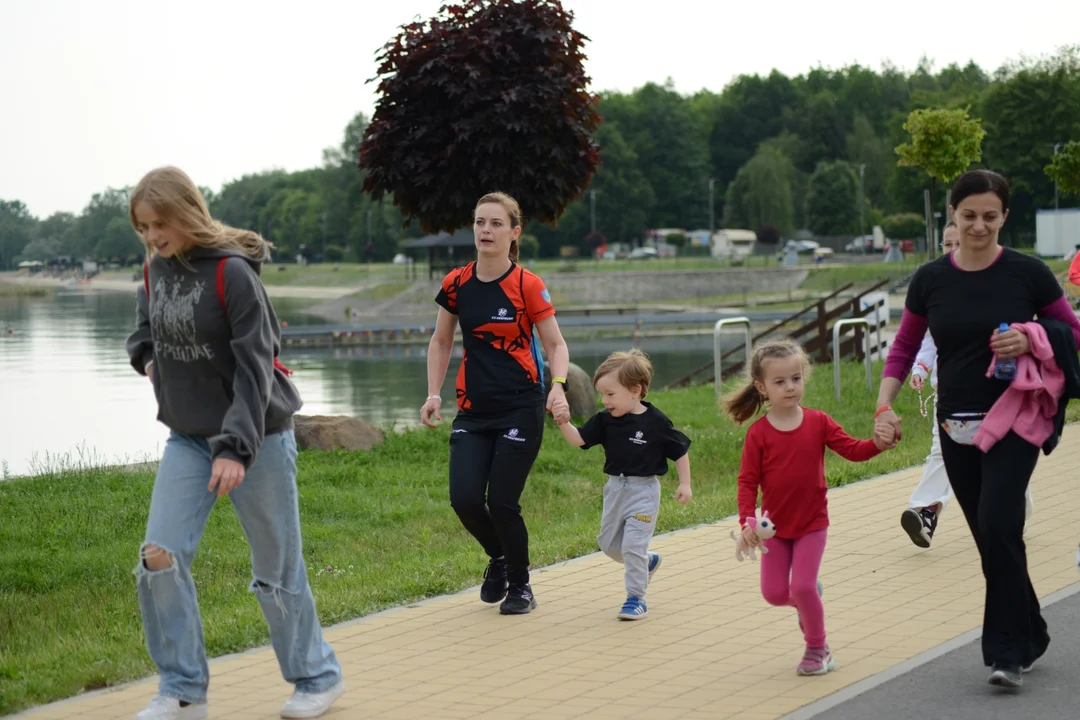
[421,192,571,615]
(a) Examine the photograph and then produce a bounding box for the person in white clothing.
[900,222,1034,548]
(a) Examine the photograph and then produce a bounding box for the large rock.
[544,362,598,418]
[293,415,384,452]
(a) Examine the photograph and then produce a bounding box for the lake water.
[0,289,714,477]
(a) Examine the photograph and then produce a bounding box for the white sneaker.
[280,679,345,718]
[134,696,208,720]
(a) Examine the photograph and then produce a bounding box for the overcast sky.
[2,0,1076,218]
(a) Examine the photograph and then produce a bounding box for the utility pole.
[708,178,716,239]
[589,189,597,234]
[858,164,866,250]
[1054,142,1065,210]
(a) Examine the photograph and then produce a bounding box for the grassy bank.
[0,282,52,298]
[2,365,1077,714]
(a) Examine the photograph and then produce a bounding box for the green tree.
[881,212,928,239]
[95,216,142,263]
[980,48,1080,239]
[805,160,860,235]
[895,107,985,255]
[599,80,709,228]
[0,200,37,269]
[1046,140,1080,197]
[725,146,796,235]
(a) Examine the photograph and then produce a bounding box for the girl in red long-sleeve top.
[723,339,895,676]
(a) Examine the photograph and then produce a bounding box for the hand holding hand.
[873,421,897,450]
[551,398,571,425]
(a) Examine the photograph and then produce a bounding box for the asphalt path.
[781,582,1080,720]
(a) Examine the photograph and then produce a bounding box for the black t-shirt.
[435,262,555,413]
[906,248,1063,414]
[578,402,691,477]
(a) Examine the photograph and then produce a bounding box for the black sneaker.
[480,558,507,604]
[499,583,537,615]
[901,507,938,549]
[988,664,1023,688]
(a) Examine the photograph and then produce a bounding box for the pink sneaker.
[796,644,836,676]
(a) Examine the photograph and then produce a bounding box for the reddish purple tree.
[358,0,602,233]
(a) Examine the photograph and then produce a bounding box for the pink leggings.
[760,529,828,648]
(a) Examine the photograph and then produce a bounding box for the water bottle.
[994,322,1017,381]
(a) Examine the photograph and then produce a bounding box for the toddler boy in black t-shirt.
[556,349,692,620]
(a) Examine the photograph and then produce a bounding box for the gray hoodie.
[126,246,302,468]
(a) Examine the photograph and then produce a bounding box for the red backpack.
[143,259,293,376]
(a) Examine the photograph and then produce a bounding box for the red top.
[737,408,880,539]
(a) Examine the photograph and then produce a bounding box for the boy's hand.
[873,421,896,450]
[675,482,692,504]
[740,525,762,548]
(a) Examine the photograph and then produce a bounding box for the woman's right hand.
[909,374,924,392]
[875,406,903,443]
[420,395,442,428]
[741,525,762,549]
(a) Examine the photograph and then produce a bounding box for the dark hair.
[950,170,1010,213]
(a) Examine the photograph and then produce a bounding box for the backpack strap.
[143,261,149,297]
[216,257,293,377]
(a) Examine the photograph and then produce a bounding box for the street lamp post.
[708,178,716,239]
[1054,142,1065,210]
[858,164,866,252]
[589,189,597,234]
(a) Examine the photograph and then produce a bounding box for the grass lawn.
[4,363,1080,714]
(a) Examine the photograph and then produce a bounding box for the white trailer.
[1035,208,1080,258]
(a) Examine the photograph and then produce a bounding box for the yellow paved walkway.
[17,429,1080,720]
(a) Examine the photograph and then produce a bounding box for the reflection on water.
[0,290,714,478]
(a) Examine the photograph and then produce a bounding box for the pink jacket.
[973,322,1065,452]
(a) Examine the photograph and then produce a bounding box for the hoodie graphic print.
[127,247,301,467]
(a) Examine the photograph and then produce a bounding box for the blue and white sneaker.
[648,552,662,580]
[617,595,648,620]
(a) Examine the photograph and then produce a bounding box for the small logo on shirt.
[491,307,515,321]
[630,431,647,445]
[541,288,551,303]
[504,428,526,442]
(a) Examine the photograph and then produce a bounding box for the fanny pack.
[940,412,987,446]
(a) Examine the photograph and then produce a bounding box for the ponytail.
[722,382,765,424]
[509,238,520,263]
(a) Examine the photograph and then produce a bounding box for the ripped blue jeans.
[135,430,341,704]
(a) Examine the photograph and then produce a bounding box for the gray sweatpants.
[597,474,661,599]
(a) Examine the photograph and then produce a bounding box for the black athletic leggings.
[938,428,1050,668]
[448,403,545,585]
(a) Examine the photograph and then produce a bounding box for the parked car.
[629,247,658,260]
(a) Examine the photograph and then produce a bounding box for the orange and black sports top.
[436,262,556,413]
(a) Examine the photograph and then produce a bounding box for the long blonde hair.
[129,166,272,262]
[721,339,811,423]
[475,191,523,263]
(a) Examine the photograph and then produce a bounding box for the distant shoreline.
[0,273,356,300]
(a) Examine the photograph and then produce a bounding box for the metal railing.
[832,318,872,400]
[713,317,752,399]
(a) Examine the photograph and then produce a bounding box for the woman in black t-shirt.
[874,170,1080,688]
[420,192,571,616]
